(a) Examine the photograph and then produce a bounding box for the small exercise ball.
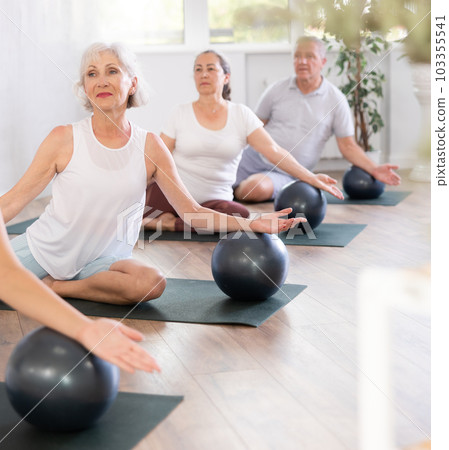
[274,181,327,230]
[211,232,289,301]
[5,327,120,432]
[342,166,385,199]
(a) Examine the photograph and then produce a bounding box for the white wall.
[0,1,422,198]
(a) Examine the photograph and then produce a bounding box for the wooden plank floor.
[1,170,431,449]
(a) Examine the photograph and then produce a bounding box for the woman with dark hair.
[144,50,343,232]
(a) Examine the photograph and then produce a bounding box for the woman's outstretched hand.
[312,174,344,199]
[77,318,161,374]
[249,208,305,234]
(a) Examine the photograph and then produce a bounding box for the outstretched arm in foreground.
[0,213,160,374]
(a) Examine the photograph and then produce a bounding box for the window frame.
[131,0,302,54]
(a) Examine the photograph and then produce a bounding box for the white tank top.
[26,116,147,280]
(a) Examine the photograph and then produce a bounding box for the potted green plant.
[314,0,431,174]
[326,34,389,153]
[234,0,390,156]
[376,0,431,64]
[235,0,429,164]
[302,0,390,155]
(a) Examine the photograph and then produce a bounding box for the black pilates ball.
[342,166,385,200]
[6,327,120,432]
[274,180,327,230]
[211,232,289,301]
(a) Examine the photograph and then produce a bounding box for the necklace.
[197,100,224,114]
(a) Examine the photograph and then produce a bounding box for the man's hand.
[371,164,401,185]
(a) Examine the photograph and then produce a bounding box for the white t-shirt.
[162,102,263,203]
[26,117,147,280]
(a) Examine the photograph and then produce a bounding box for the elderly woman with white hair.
[0,42,301,306]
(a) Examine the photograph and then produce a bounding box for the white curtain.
[0,1,91,195]
[0,0,145,196]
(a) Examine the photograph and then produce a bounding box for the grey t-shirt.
[237,75,354,175]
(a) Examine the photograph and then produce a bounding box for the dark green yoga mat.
[6,218,38,235]
[145,223,366,247]
[0,279,306,327]
[0,383,182,450]
[324,190,411,205]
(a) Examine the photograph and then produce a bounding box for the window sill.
[132,42,294,55]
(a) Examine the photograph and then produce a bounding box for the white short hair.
[295,36,326,58]
[75,42,150,111]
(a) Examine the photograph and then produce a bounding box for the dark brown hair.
[195,49,231,100]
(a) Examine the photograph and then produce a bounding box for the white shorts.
[11,233,123,280]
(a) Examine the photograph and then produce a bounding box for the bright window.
[74,0,185,46]
[208,0,290,44]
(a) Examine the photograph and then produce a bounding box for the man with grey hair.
[234,35,400,202]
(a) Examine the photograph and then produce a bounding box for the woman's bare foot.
[142,212,177,231]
